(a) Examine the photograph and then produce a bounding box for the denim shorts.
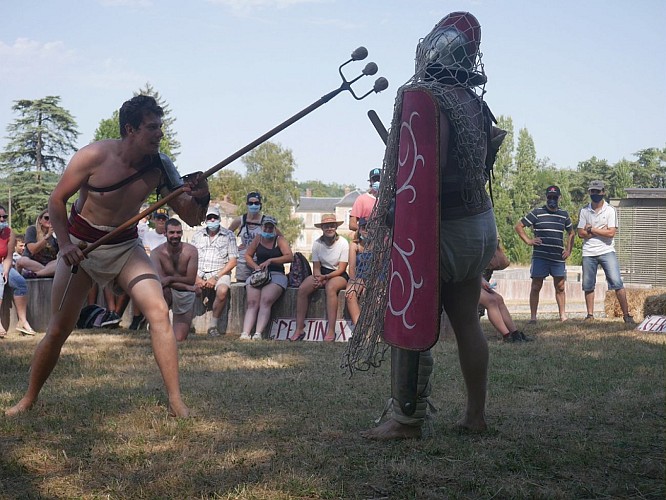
[0,268,29,297]
[530,257,566,279]
[582,252,624,291]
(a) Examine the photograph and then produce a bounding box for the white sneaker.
[239,331,252,340]
[251,332,262,340]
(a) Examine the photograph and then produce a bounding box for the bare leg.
[615,288,631,317]
[346,280,365,325]
[16,257,45,274]
[529,277,544,322]
[480,290,511,336]
[13,295,34,332]
[242,286,261,334]
[35,260,57,278]
[118,248,189,417]
[553,276,567,321]
[585,290,595,316]
[442,276,488,432]
[254,283,283,334]
[172,310,194,342]
[290,276,316,340]
[323,277,346,341]
[6,259,92,416]
[212,284,229,323]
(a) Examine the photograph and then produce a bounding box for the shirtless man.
[5,95,209,418]
[151,219,199,342]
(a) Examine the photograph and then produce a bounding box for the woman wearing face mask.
[0,205,36,337]
[289,213,349,342]
[229,192,274,283]
[239,217,293,340]
[17,209,59,278]
[346,217,371,326]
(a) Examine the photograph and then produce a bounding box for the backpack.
[287,252,312,288]
[77,305,107,329]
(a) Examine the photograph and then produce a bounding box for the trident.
[59,47,388,310]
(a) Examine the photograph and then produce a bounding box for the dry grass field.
[1,318,664,499]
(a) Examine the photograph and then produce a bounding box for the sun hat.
[314,213,344,229]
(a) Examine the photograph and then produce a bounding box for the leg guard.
[375,348,436,435]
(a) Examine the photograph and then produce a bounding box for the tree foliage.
[297,180,357,197]
[209,142,302,244]
[0,96,80,230]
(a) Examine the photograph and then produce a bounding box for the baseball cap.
[262,216,277,226]
[368,168,382,180]
[153,207,169,219]
[246,191,262,203]
[206,206,220,218]
[546,185,561,197]
[588,180,605,191]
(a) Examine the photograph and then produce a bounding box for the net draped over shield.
[342,12,491,374]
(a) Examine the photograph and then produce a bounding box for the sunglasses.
[321,223,337,229]
[206,215,220,221]
[0,214,8,220]
[42,215,50,220]
[247,201,261,206]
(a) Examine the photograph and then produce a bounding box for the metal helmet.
[416,11,486,87]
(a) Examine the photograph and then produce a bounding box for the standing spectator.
[18,209,59,278]
[0,205,36,337]
[346,217,371,326]
[192,206,238,337]
[479,278,529,343]
[577,180,635,324]
[229,191,270,283]
[349,168,381,231]
[515,185,574,323]
[240,216,293,340]
[151,219,199,341]
[289,214,349,342]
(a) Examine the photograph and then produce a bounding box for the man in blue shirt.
[515,185,575,323]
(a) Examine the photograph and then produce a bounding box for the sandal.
[323,334,336,342]
[16,326,36,336]
[289,332,306,342]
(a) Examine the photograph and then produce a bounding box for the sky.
[1,0,664,189]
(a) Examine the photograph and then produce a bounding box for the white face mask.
[0,222,8,230]
[371,181,380,191]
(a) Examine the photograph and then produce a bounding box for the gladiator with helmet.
[344,12,505,439]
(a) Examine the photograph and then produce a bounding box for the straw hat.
[314,213,344,229]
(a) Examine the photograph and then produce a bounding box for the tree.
[297,180,357,197]
[208,170,247,206]
[632,147,665,188]
[93,110,120,141]
[0,96,80,229]
[241,142,302,243]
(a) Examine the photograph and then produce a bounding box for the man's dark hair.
[165,218,182,230]
[119,95,164,137]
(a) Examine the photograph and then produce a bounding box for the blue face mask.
[371,181,380,191]
[590,194,604,203]
[0,222,8,231]
[261,231,276,239]
[206,221,220,231]
[247,204,261,214]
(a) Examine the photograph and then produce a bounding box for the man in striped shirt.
[515,185,575,323]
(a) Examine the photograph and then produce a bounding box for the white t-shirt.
[577,201,617,257]
[311,237,349,271]
[142,229,167,251]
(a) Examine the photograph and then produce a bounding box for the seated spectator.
[229,191,272,283]
[12,234,25,273]
[86,284,123,328]
[346,217,371,326]
[192,206,238,337]
[18,209,58,278]
[289,214,349,342]
[0,205,36,337]
[240,216,293,340]
[479,278,531,343]
[151,219,199,342]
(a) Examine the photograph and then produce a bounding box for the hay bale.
[604,287,666,320]
[644,294,666,316]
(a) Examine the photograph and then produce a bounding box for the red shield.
[383,89,441,351]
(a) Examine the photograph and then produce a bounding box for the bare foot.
[168,399,191,418]
[5,398,35,417]
[360,419,422,440]
[456,417,487,433]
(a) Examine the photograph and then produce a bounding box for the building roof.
[295,197,340,213]
[337,189,363,207]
